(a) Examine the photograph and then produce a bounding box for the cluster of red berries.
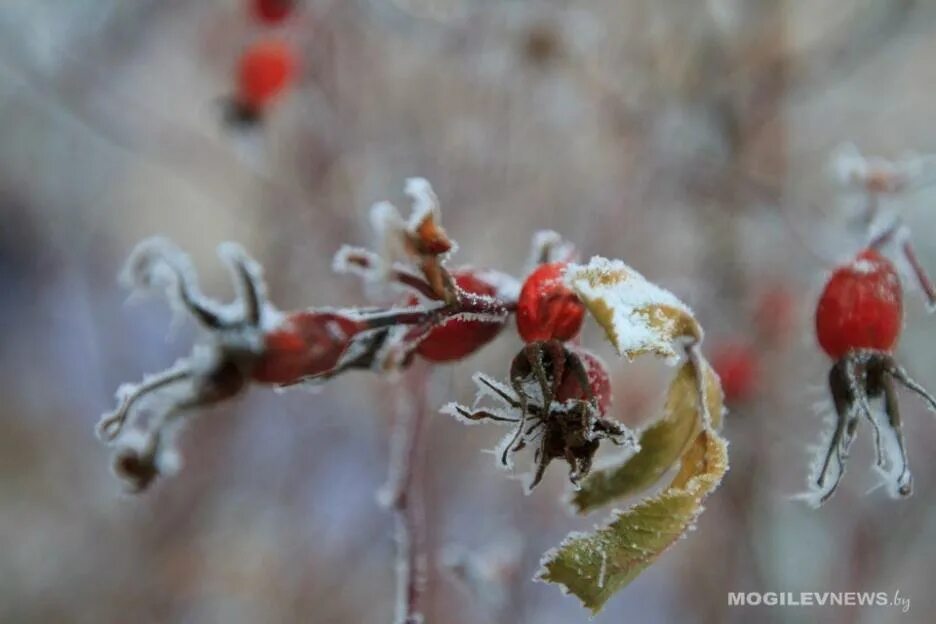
[451,259,633,490]
[225,1,300,127]
[96,175,626,492]
[810,247,936,504]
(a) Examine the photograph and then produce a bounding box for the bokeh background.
[2,1,936,622]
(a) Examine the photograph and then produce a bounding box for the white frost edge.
[565,256,694,363]
[533,502,706,598]
[790,401,842,508]
[404,177,440,231]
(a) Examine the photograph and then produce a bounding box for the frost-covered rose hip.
[555,347,612,415]
[516,262,585,343]
[95,239,376,490]
[252,311,366,384]
[807,247,936,506]
[414,270,505,362]
[447,341,631,490]
[815,248,902,360]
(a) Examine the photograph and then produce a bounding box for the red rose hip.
[555,348,612,415]
[516,262,585,343]
[252,311,364,384]
[236,39,296,113]
[415,270,505,362]
[815,248,903,360]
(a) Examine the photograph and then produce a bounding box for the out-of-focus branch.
[869,216,936,311]
[380,366,430,624]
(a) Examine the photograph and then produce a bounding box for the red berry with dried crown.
[808,247,936,506]
[414,270,505,362]
[815,248,903,360]
[516,262,585,343]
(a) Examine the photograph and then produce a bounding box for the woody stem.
[383,365,430,624]
[362,295,514,331]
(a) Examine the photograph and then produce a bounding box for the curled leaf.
[571,359,723,513]
[565,257,700,362]
[539,353,728,614]
[538,421,728,614]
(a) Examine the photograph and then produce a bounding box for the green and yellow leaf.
[539,354,728,614]
[571,359,723,513]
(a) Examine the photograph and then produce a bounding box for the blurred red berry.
[236,39,296,113]
[815,248,903,360]
[516,262,585,343]
[711,341,760,403]
[414,270,505,362]
[753,283,795,342]
[250,0,297,24]
[252,311,364,384]
[555,348,612,415]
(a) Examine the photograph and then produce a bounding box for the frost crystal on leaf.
[537,426,728,614]
[537,346,727,614]
[570,358,722,514]
[565,256,699,363]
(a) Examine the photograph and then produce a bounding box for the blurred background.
[2,1,936,622]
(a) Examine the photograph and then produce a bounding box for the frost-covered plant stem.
[899,239,936,309]
[382,367,430,624]
[868,216,936,310]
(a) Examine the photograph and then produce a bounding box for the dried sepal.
[121,236,224,329]
[799,350,936,507]
[830,143,929,195]
[338,178,458,303]
[99,238,275,441]
[442,343,636,491]
[564,257,700,363]
[403,177,452,257]
[98,238,282,490]
[403,178,456,302]
[111,421,185,493]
